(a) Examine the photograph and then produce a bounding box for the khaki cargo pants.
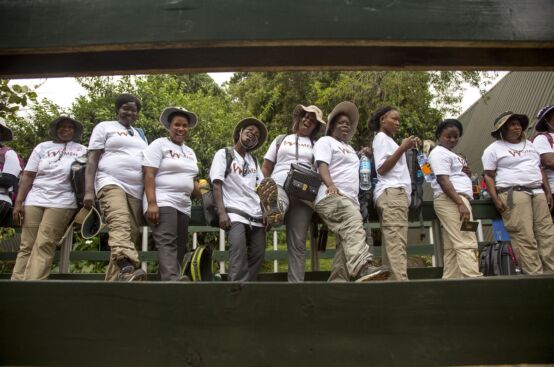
[376,188,409,281]
[97,185,143,281]
[11,206,76,280]
[315,194,372,282]
[433,194,481,279]
[498,191,554,275]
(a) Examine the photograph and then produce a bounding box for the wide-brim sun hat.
[490,111,529,138]
[0,117,13,142]
[325,101,359,142]
[292,104,326,134]
[535,105,554,132]
[49,116,84,142]
[232,117,268,152]
[159,106,198,130]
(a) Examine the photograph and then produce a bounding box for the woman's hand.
[12,202,24,226]
[326,184,340,195]
[546,192,554,211]
[146,202,160,225]
[400,136,419,152]
[83,190,95,210]
[218,212,231,230]
[457,202,470,222]
[360,146,372,158]
[493,197,508,214]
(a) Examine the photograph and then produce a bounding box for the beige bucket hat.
[325,101,359,142]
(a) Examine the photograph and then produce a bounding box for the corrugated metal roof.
[456,71,554,174]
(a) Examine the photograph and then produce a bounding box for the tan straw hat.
[325,101,359,142]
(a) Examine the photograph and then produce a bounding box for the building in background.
[457,71,554,174]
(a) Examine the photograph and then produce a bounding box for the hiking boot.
[257,177,284,224]
[354,263,390,282]
[117,265,147,282]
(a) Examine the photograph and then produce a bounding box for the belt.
[496,186,540,209]
[226,208,263,224]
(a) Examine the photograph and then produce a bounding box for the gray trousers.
[228,222,266,281]
[151,206,189,281]
[285,197,313,282]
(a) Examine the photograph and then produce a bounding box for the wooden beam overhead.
[1,0,553,77]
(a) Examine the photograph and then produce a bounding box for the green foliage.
[0,79,37,121]
[71,74,246,178]
[227,71,497,148]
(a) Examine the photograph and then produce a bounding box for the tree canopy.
[2,71,495,175]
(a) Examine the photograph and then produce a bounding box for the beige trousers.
[498,191,554,275]
[97,185,143,281]
[433,194,481,279]
[315,194,372,282]
[11,206,76,280]
[376,188,409,281]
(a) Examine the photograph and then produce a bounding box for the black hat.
[49,116,84,142]
[232,118,268,152]
[491,111,529,139]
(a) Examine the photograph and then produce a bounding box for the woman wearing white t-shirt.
[209,118,268,282]
[428,119,481,278]
[143,107,199,281]
[532,105,554,198]
[11,116,87,280]
[482,111,554,275]
[258,104,325,282]
[0,119,21,226]
[369,106,419,281]
[314,101,389,282]
[84,94,149,282]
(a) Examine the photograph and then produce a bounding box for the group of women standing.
[8,91,554,282]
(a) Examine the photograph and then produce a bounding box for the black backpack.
[69,153,88,208]
[406,148,425,239]
[479,241,522,276]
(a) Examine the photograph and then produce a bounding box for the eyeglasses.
[242,161,249,177]
[126,127,134,137]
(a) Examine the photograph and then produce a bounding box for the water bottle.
[359,155,372,191]
[416,152,435,182]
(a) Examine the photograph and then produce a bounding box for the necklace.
[502,138,526,154]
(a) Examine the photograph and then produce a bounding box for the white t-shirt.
[533,133,554,190]
[481,140,543,194]
[0,149,22,204]
[372,132,411,202]
[313,136,359,206]
[24,141,87,209]
[428,145,473,198]
[88,121,148,199]
[264,134,314,186]
[142,138,198,216]
[209,148,264,227]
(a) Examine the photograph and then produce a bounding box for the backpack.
[406,148,425,239]
[0,146,24,203]
[201,147,259,227]
[180,245,217,281]
[479,241,522,276]
[69,153,88,208]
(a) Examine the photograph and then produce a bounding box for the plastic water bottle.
[416,152,435,182]
[359,155,372,191]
